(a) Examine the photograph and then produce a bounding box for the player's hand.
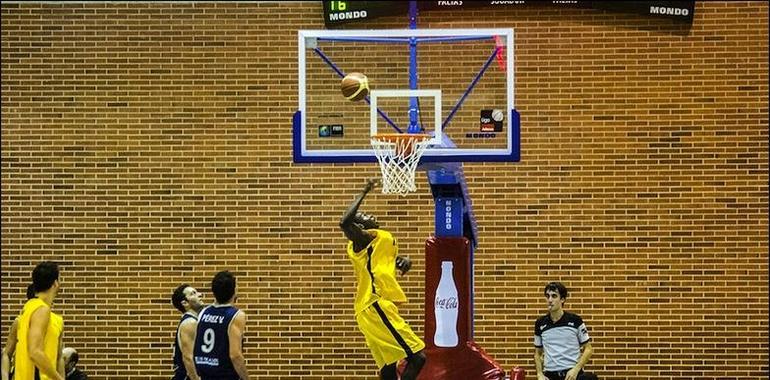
[395,255,412,276]
[565,368,579,380]
[363,178,378,193]
[537,374,548,380]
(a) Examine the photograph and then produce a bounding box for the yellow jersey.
[14,298,63,380]
[347,229,407,314]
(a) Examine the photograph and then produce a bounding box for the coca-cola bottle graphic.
[434,261,459,347]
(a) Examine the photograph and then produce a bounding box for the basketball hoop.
[370,133,432,196]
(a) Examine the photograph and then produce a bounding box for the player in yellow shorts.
[339,179,426,380]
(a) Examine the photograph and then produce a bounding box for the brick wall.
[1,2,767,379]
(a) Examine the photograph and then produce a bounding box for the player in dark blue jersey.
[172,284,206,380]
[193,271,250,380]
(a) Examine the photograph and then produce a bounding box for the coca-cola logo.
[435,297,458,309]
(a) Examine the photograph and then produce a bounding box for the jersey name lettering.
[200,314,225,324]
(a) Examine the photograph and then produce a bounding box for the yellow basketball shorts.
[356,299,426,369]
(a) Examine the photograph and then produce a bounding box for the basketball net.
[370,134,432,196]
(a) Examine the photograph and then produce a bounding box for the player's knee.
[400,350,426,380]
[408,350,426,368]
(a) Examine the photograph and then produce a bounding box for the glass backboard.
[293,28,519,163]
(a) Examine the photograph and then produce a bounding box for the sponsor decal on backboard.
[480,109,503,132]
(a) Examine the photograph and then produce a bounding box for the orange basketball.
[341,72,369,101]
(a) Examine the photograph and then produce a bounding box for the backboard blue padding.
[292,109,520,164]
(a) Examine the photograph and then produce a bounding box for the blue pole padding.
[409,1,417,29]
[415,36,495,44]
[316,37,410,44]
[408,36,419,133]
[408,1,419,133]
[435,197,464,237]
[312,48,404,134]
[441,46,500,131]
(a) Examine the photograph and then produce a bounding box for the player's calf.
[380,363,397,380]
[401,350,426,380]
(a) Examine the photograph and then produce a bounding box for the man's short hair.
[32,261,59,293]
[172,284,191,313]
[544,282,568,299]
[211,271,236,304]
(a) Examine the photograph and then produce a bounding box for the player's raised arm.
[340,179,378,251]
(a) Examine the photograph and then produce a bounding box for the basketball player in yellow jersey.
[14,261,65,380]
[339,179,426,380]
[2,284,36,380]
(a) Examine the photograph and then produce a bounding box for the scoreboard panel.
[322,1,695,27]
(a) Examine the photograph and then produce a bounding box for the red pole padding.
[413,236,505,380]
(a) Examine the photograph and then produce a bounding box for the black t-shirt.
[67,368,89,380]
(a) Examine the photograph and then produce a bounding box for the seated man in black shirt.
[62,347,88,380]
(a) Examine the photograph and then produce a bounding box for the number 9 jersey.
[194,304,242,380]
